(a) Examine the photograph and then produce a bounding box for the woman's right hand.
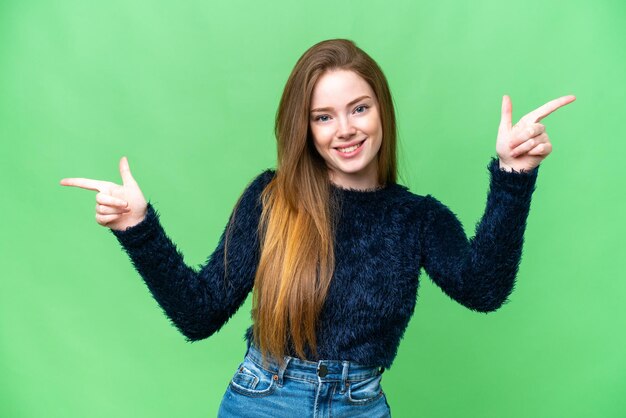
[60,156,148,231]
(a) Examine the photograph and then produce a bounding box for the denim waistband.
[244,342,384,386]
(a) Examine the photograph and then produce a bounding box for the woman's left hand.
[496,95,576,172]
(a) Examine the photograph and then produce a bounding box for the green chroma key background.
[1,0,624,417]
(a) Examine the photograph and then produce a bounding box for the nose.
[336,116,357,139]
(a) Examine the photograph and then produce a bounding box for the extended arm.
[110,169,275,341]
[421,157,539,312]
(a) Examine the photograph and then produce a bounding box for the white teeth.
[338,141,362,153]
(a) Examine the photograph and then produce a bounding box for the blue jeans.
[217,343,392,417]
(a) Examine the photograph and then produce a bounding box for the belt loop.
[340,361,349,394]
[277,355,291,386]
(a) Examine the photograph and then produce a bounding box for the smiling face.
[309,69,383,190]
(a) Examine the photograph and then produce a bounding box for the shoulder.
[388,185,458,230]
[228,168,276,228]
[240,168,276,200]
[390,183,429,212]
[232,168,276,215]
[249,168,276,188]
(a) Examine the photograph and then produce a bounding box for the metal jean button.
[317,364,328,377]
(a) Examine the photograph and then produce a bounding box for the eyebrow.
[310,95,372,113]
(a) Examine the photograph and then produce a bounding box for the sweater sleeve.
[420,157,539,313]
[110,169,275,341]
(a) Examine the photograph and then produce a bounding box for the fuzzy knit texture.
[111,156,539,369]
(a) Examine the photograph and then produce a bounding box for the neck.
[328,166,380,191]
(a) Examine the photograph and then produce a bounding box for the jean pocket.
[347,373,384,405]
[229,357,277,398]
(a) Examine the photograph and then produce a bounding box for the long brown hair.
[237,39,398,365]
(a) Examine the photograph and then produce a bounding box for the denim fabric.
[218,343,392,417]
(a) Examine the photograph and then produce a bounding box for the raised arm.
[110,169,275,341]
[420,157,539,312]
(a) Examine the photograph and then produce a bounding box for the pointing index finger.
[59,178,111,192]
[524,95,576,123]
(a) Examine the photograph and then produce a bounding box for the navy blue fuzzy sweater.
[111,157,539,369]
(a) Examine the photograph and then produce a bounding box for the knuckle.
[96,193,108,204]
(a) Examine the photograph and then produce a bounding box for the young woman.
[60,39,575,417]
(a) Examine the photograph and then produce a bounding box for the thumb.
[499,95,512,134]
[119,156,137,187]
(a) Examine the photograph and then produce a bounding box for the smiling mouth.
[335,139,366,154]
